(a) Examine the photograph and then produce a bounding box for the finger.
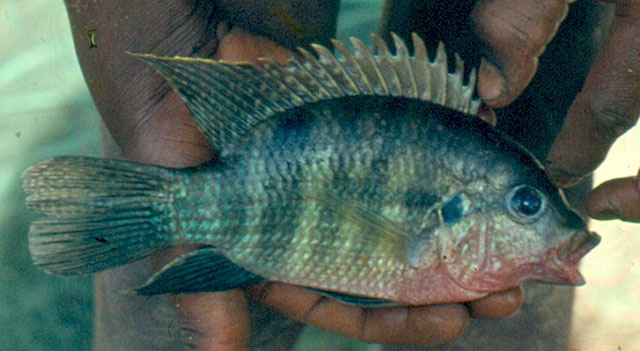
[174,291,251,351]
[586,171,640,222]
[545,2,640,186]
[215,26,295,64]
[472,0,570,106]
[247,283,469,346]
[140,245,252,350]
[468,286,523,319]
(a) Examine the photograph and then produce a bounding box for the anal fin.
[129,247,263,296]
[130,247,398,307]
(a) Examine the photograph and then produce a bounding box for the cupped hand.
[65,1,524,350]
[471,0,640,221]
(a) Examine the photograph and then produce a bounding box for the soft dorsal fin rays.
[133,33,480,154]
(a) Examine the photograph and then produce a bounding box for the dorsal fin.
[133,33,480,153]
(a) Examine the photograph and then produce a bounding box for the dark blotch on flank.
[442,193,463,225]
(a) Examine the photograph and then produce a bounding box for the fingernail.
[478,59,506,102]
[477,103,497,126]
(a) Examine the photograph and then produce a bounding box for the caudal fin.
[23,156,179,275]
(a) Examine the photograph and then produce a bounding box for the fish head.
[492,181,601,287]
[433,167,600,293]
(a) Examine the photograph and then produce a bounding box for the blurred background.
[0,1,638,350]
[0,1,97,350]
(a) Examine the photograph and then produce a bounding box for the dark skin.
[62,0,639,350]
[471,0,640,208]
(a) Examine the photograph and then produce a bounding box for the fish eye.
[505,185,546,223]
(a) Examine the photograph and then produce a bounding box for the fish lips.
[537,229,601,286]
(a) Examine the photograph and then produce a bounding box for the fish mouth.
[556,230,601,262]
[546,229,601,285]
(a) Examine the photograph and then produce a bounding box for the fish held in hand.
[23,33,600,306]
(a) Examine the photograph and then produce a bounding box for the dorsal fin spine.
[322,46,363,97]
[308,44,347,97]
[466,69,480,113]
[351,37,389,95]
[447,53,464,110]
[331,39,372,94]
[461,68,477,113]
[391,33,418,98]
[291,49,334,99]
[410,33,432,101]
[372,35,402,96]
[433,42,448,105]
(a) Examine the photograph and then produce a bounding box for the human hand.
[65,1,524,350]
[471,0,640,221]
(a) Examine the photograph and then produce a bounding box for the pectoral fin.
[306,190,413,246]
[129,247,263,296]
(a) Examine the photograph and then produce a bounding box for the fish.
[22,33,600,307]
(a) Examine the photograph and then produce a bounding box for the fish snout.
[556,230,601,262]
[543,230,600,285]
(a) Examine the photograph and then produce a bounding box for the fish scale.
[22,33,599,305]
[154,102,425,296]
[158,98,495,299]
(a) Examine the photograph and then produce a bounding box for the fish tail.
[22,156,179,275]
